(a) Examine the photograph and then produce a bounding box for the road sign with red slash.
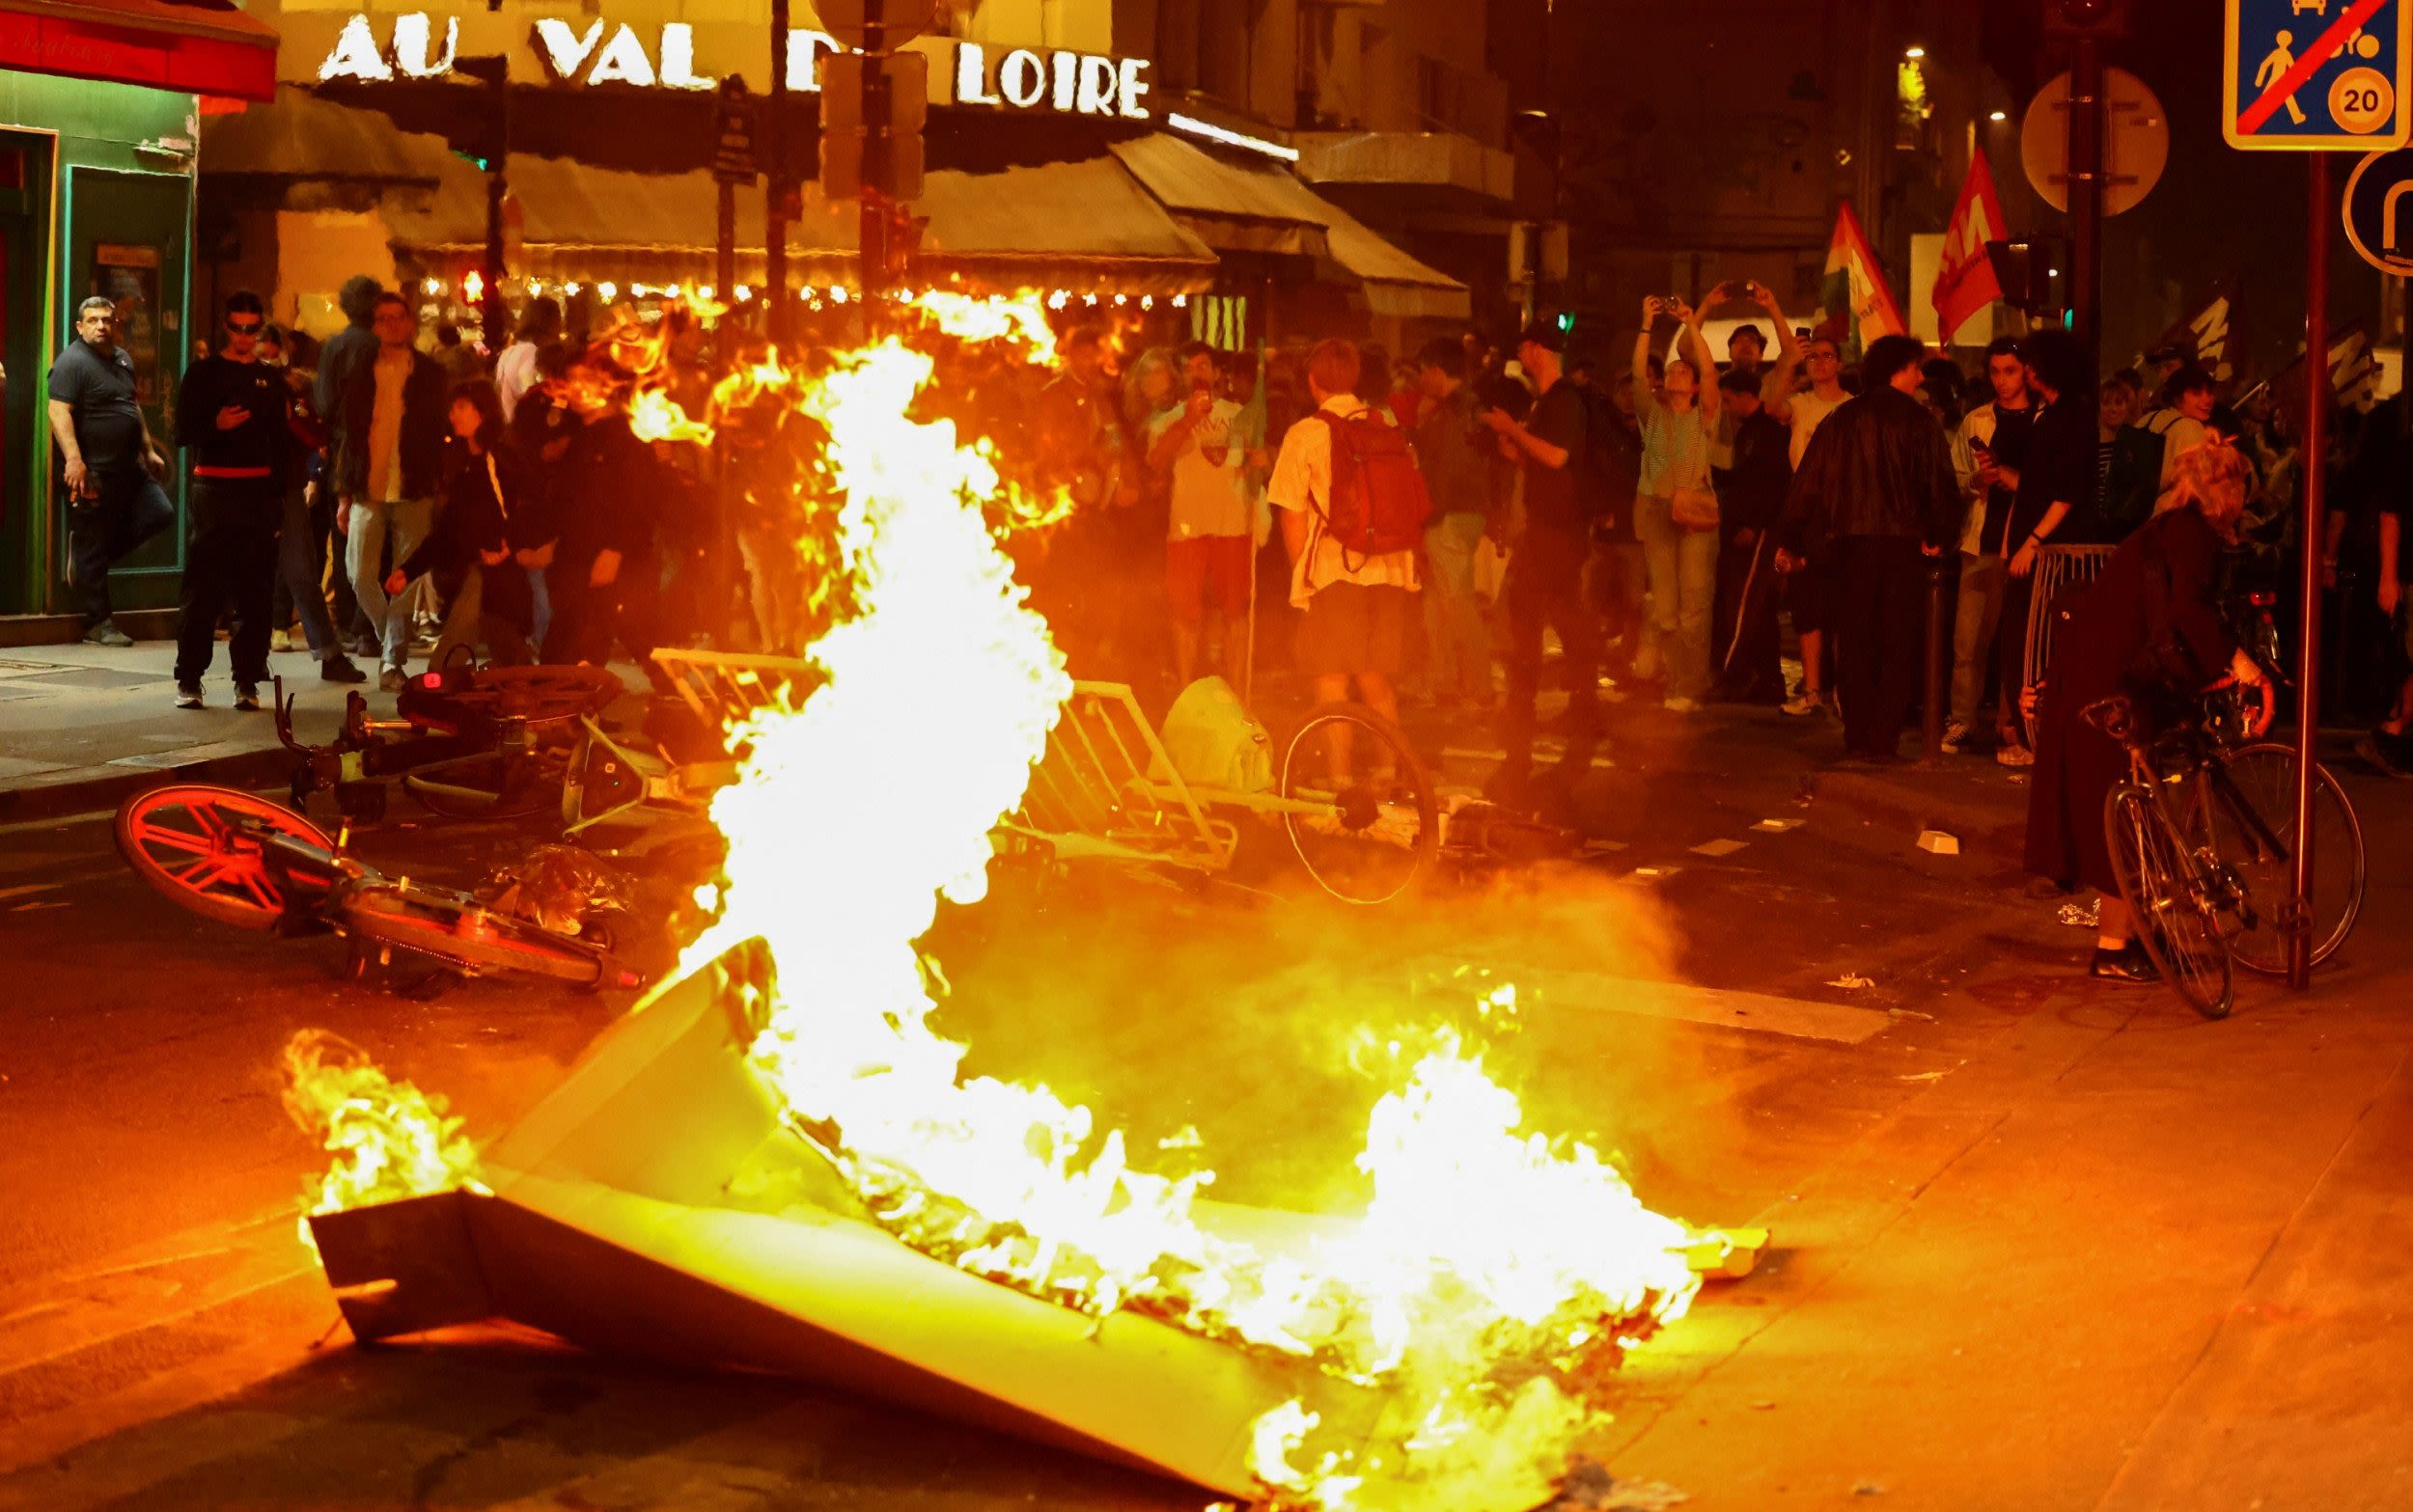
[2226,0,2413,150]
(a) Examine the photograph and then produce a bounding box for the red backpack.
[1312,409,1432,559]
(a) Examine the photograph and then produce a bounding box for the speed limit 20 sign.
[2225,0,2413,151]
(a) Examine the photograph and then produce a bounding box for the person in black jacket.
[170,291,290,708]
[1993,329,2097,768]
[541,351,662,668]
[334,292,451,691]
[383,381,534,671]
[1710,369,1790,702]
[1782,334,1962,761]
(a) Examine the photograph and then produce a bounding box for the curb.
[0,745,296,827]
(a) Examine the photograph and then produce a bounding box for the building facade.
[0,4,277,630]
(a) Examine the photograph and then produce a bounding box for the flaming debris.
[676,291,1706,1506]
[284,290,1710,1508]
[279,1031,486,1251]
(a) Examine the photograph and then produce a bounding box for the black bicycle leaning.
[2087,684,2367,1020]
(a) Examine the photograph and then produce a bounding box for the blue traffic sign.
[2225,0,2413,151]
[2342,147,2413,268]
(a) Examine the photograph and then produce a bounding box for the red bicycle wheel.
[115,785,337,931]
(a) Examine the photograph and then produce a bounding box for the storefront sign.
[315,12,1150,119]
[954,43,1149,120]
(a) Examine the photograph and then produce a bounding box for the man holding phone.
[1945,337,2036,754]
[170,290,291,709]
[1149,342,1264,690]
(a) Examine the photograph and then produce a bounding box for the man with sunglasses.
[168,291,290,708]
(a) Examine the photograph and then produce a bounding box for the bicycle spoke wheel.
[2192,744,2367,976]
[2105,787,2233,1020]
[115,785,336,931]
[1278,704,1438,906]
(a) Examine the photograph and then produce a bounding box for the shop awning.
[1110,133,1467,320]
[199,86,451,183]
[0,0,278,103]
[202,90,1218,297]
[382,151,1217,296]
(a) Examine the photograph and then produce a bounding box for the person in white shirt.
[1148,343,1265,690]
[493,295,562,424]
[1267,338,1418,778]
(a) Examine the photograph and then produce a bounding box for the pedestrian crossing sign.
[2225,0,2413,150]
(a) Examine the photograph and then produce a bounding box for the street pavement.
[0,647,2406,1510]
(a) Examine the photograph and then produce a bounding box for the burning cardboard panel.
[310,941,1386,1501]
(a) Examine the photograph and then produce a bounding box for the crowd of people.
[44,277,2413,835]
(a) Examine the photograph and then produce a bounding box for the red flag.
[1931,151,2008,340]
[1819,201,1907,353]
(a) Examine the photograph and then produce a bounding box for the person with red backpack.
[1268,338,1428,780]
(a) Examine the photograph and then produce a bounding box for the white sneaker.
[1663,695,1701,714]
[1996,742,2035,768]
[269,628,292,654]
[1940,720,1972,754]
[1781,689,1829,718]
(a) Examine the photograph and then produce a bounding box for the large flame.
[681,291,1705,1507]
[275,290,1704,1505]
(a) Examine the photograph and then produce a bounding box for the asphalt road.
[1,712,2405,1511]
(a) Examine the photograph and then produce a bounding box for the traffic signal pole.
[2066,29,2106,425]
[767,0,790,344]
[2290,152,2332,990]
[861,1,889,307]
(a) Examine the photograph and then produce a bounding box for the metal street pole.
[2289,152,2331,990]
[2066,27,2105,423]
[767,0,790,344]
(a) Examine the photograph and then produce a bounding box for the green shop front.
[0,0,278,637]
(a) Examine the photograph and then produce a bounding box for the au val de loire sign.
[317,12,1152,120]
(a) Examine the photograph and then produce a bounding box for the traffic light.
[1556,311,1575,335]
[1985,238,2066,316]
[450,54,509,172]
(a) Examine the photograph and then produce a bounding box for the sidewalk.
[0,639,362,824]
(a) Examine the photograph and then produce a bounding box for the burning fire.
[280,1030,486,1251]
[280,290,1707,1508]
[676,291,1706,1506]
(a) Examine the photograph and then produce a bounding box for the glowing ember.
[279,1030,486,1251]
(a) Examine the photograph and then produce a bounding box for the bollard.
[1921,553,1951,765]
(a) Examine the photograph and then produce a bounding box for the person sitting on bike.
[2023,437,2274,984]
[384,381,535,673]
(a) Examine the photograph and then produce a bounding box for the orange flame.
[279,1031,486,1251]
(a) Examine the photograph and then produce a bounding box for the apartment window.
[1417,54,1457,133]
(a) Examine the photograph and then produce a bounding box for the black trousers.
[1713,531,1784,700]
[175,477,281,686]
[68,468,176,626]
[1499,526,1604,770]
[544,551,658,670]
[1832,534,1928,756]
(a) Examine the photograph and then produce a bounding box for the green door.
[58,165,192,615]
[0,131,51,616]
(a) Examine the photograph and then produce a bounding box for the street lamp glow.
[1989,110,2009,122]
